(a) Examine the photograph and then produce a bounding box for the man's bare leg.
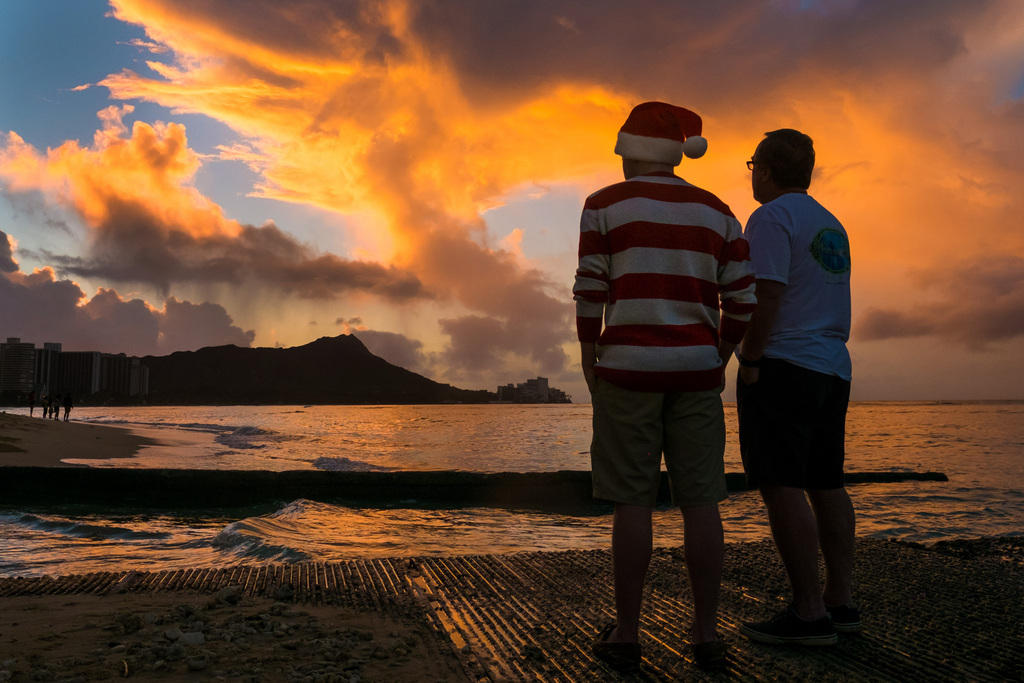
[760,485,826,620]
[681,503,723,643]
[608,503,653,643]
[808,487,855,607]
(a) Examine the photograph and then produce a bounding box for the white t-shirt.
[744,192,852,380]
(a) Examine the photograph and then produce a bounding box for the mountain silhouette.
[140,335,493,404]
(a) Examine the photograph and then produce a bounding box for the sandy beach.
[0,413,156,467]
[0,590,463,682]
[0,537,1020,681]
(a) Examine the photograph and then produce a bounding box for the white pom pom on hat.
[614,101,708,164]
[682,134,708,159]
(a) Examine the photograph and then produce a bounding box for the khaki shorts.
[591,378,726,507]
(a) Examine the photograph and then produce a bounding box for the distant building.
[496,376,571,403]
[99,353,149,397]
[0,338,149,401]
[34,342,61,395]
[548,387,571,403]
[53,351,102,397]
[129,358,150,397]
[524,377,549,402]
[0,338,36,394]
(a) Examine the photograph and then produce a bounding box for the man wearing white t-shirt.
[736,129,859,646]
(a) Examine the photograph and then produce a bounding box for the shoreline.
[2,399,1022,415]
[0,536,1019,681]
[0,413,158,467]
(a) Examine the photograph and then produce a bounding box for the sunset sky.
[2,0,1022,400]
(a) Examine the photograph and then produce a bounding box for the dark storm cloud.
[439,314,568,375]
[438,315,506,372]
[42,198,425,299]
[857,256,1024,348]
[407,0,981,105]
[0,230,17,273]
[354,329,433,372]
[400,228,572,377]
[0,232,254,355]
[158,297,255,351]
[123,0,987,105]
[356,320,567,379]
[114,0,405,65]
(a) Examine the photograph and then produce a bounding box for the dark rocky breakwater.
[0,467,948,511]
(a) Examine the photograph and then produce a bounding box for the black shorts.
[736,358,850,490]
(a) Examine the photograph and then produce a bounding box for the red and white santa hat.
[614,101,707,164]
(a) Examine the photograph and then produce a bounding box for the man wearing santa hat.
[573,101,756,671]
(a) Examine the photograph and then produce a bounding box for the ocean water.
[1,402,1021,577]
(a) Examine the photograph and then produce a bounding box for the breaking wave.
[209,500,328,562]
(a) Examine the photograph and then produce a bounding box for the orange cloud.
[0,108,425,300]
[1,105,232,239]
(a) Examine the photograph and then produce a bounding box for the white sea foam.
[208,501,325,562]
[210,525,312,563]
[311,456,393,472]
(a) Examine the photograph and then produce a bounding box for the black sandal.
[592,623,642,672]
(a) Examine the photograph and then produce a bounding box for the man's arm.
[738,278,786,383]
[580,342,598,393]
[718,339,737,367]
[573,201,609,394]
[717,218,757,373]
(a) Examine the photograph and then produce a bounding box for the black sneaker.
[826,603,862,633]
[740,606,838,646]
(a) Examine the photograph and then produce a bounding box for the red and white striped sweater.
[573,172,756,392]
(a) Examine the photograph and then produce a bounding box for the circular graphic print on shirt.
[809,228,851,274]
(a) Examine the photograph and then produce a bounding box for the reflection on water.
[3,481,1021,577]
[38,402,1020,490]
[1,401,1021,576]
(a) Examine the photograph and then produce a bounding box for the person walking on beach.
[736,129,857,646]
[28,391,35,417]
[62,393,73,422]
[574,101,756,671]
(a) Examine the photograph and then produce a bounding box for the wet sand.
[0,590,462,682]
[0,413,156,467]
[1,536,1019,681]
